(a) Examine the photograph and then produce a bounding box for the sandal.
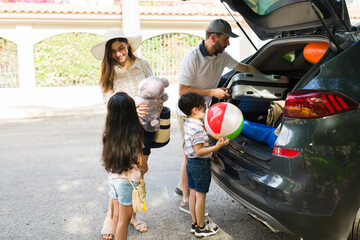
[101,217,114,240]
[131,220,148,233]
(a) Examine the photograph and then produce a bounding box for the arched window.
[141,33,203,83]
[0,38,19,88]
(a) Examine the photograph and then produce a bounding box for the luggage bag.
[228,73,290,113]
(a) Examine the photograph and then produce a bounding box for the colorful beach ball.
[205,102,244,140]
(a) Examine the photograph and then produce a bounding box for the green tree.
[34,32,102,87]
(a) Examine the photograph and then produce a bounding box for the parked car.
[210,1,360,239]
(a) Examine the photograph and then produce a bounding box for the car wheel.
[349,208,360,240]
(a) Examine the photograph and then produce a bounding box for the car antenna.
[221,0,258,51]
[310,1,343,52]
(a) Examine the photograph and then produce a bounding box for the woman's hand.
[136,104,148,118]
[159,100,164,112]
[139,164,148,175]
[137,152,148,174]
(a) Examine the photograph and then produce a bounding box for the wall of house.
[0,3,258,89]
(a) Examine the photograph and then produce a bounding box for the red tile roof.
[0,3,121,15]
[0,2,239,17]
[0,2,358,19]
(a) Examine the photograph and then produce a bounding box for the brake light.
[272,147,299,157]
[284,90,359,119]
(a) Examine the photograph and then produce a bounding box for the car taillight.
[284,90,359,119]
[272,147,299,157]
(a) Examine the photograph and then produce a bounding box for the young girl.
[102,92,148,240]
[92,28,152,239]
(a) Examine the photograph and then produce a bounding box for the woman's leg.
[129,154,148,233]
[129,130,152,233]
[115,202,133,240]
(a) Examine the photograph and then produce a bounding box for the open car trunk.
[213,35,334,167]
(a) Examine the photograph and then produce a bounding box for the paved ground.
[0,113,298,240]
[0,85,298,240]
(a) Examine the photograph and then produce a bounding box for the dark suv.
[210,1,360,239]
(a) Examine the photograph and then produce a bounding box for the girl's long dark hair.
[99,38,136,93]
[102,92,143,174]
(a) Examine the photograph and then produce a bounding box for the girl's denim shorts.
[108,178,139,206]
[186,157,211,193]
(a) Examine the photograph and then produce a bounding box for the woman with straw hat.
[92,28,152,240]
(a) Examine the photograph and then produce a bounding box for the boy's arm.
[193,143,218,156]
[193,137,230,156]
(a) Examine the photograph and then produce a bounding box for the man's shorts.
[186,157,211,193]
[177,114,186,150]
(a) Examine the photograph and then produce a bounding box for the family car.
[210,1,360,239]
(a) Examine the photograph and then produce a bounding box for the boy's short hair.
[178,92,206,116]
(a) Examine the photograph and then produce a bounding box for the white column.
[16,25,36,88]
[122,0,141,56]
[122,0,140,36]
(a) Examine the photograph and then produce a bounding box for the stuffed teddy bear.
[134,76,169,132]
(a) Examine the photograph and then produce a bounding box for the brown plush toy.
[134,76,169,132]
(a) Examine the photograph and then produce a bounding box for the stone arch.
[141,32,203,83]
[32,29,103,45]
[0,37,19,88]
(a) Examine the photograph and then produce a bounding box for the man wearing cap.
[174,19,261,215]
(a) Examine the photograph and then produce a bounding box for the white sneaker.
[195,222,219,238]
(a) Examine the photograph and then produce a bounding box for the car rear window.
[243,0,307,15]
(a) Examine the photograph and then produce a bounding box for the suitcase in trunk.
[228,73,290,113]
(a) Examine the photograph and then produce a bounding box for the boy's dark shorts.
[186,157,211,193]
[143,130,155,156]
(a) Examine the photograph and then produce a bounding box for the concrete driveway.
[0,84,297,240]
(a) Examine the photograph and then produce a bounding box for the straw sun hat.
[91,28,142,60]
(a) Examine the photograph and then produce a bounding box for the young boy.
[178,92,230,237]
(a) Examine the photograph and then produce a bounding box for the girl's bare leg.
[115,202,133,240]
[112,199,119,237]
[102,198,114,240]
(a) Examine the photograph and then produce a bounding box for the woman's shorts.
[186,157,211,193]
[108,178,139,206]
[143,130,155,156]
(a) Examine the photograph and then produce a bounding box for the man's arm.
[234,63,262,74]
[179,84,229,99]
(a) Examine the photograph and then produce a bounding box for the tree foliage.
[0,38,19,88]
[34,32,102,87]
[2,32,202,88]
